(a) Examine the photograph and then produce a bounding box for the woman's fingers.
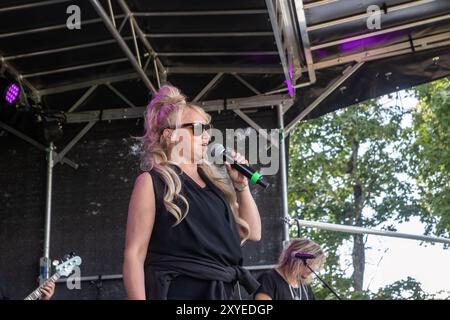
[225,152,249,183]
[230,152,247,165]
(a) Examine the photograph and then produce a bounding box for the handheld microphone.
[211,144,269,189]
[291,252,316,260]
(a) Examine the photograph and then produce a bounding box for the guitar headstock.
[54,252,82,277]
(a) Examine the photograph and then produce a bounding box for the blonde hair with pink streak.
[138,85,250,242]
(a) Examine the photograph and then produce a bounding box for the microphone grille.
[211,144,225,158]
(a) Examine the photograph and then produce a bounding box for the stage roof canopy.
[0,0,449,137]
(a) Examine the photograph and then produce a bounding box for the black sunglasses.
[165,122,213,136]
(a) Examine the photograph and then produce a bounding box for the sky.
[335,218,450,298]
[364,216,450,297]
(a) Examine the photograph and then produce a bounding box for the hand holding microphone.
[211,144,269,189]
[225,151,249,191]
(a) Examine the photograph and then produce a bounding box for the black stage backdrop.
[0,108,284,300]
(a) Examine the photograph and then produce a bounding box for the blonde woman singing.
[123,85,261,300]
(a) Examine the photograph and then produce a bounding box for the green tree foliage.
[411,78,450,238]
[372,277,435,300]
[288,96,428,298]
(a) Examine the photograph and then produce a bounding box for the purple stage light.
[284,63,295,97]
[285,79,294,97]
[340,37,379,52]
[340,31,406,53]
[4,83,20,104]
[315,49,328,59]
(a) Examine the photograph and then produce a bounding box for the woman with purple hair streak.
[122,85,262,300]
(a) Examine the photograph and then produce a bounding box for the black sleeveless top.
[147,165,242,265]
[143,165,259,299]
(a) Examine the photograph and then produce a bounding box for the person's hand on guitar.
[40,281,55,300]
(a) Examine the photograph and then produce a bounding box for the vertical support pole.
[277,105,290,246]
[41,142,54,284]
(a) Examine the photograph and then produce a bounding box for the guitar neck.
[24,273,60,300]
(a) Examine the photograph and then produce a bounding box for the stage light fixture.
[32,106,66,143]
[1,78,21,106]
